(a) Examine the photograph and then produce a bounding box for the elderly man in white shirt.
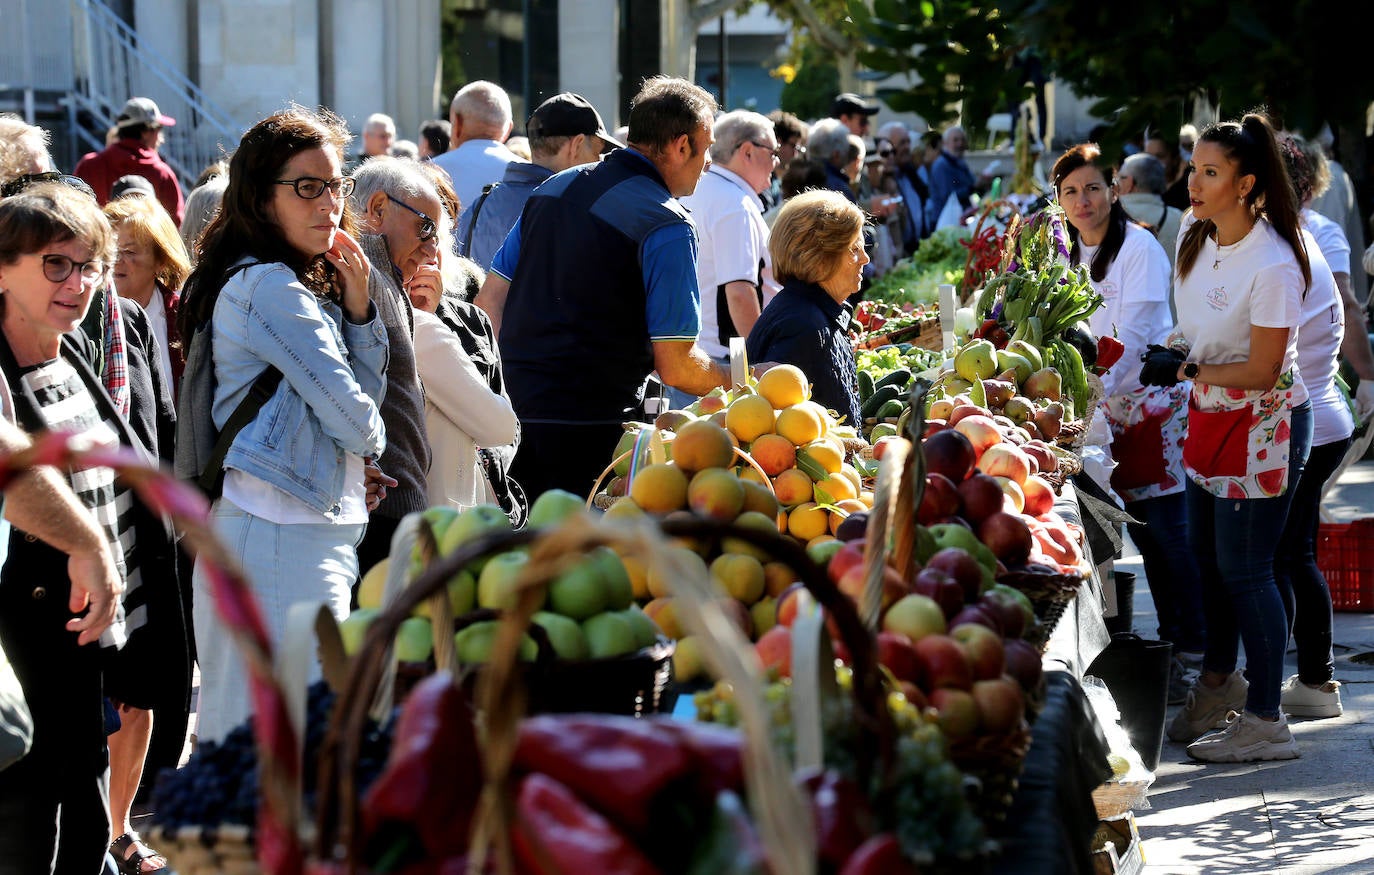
[431,81,524,214]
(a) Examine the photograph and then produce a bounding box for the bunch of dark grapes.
[151,681,396,830]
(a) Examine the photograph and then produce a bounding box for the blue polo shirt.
[746,278,861,428]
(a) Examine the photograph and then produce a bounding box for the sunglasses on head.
[1,172,97,200]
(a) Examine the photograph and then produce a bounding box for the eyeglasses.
[41,253,107,283]
[275,176,355,200]
[385,194,437,242]
[1,172,97,200]
[878,149,894,158]
[751,142,782,161]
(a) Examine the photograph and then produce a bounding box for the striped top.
[18,356,132,649]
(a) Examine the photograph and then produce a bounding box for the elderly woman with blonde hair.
[105,194,191,395]
[745,189,868,428]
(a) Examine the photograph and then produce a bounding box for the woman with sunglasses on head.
[177,107,387,744]
[1143,112,1312,762]
[1051,143,1206,699]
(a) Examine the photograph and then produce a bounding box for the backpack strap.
[461,183,498,257]
[197,366,284,499]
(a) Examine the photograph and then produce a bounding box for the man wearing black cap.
[831,92,880,137]
[458,92,621,271]
[74,97,184,224]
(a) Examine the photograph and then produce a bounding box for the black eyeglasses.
[750,141,782,161]
[275,176,355,199]
[385,194,437,242]
[878,149,894,158]
[41,254,107,283]
[1,172,97,200]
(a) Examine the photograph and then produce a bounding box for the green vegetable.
[860,384,901,419]
[874,368,911,391]
[877,399,905,419]
[857,369,875,403]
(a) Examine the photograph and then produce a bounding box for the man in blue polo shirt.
[476,76,730,501]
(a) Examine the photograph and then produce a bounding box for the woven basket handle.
[730,337,749,388]
[278,601,348,828]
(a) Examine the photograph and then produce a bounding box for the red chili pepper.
[513,715,692,836]
[510,773,662,875]
[1096,335,1126,371]
[362,672,482,857]
[839,834,919,875]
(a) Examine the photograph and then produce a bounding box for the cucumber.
[877,398,905,419]
[857,369,875,403]
[860,384,900,419]
[874,368,911,391]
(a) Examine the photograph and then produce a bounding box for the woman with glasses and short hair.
[177,107,388,744]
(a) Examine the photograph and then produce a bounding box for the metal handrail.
[68,0,243,189]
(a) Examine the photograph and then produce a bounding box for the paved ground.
[1117,457,1374,874]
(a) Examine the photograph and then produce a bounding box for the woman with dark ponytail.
[1052,144,1204,692]
[1147,111,1312,762]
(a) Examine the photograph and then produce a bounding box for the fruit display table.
[1040,479,1112,677]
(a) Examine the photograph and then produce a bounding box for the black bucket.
[1104,570,1135,637]
[1086,632,1172,770]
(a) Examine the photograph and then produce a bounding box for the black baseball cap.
[832,93,880,117]
[527,93,624,151]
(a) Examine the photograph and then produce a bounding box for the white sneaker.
[1166,670,1248,743]
[1280,674,1342,718]
[1186,710,1300,762]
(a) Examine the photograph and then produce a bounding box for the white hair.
[807,118,852,164]
[365,113,396,135]
[350,156,440,210]
[710,110,774,163]
[877,121,908,143]
[390,139,419,160]
[450,81,513,137]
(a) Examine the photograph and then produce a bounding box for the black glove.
[1139,344,1185,387]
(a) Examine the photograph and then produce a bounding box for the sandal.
[110,832,167,874]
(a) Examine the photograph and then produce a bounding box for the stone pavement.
[1114,458,1374,874]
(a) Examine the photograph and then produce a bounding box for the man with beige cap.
[75,97,184,224]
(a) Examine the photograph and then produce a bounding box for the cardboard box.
[1092,812,1144,875]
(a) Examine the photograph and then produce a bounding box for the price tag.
[938,283,957,351]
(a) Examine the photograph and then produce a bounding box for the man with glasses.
[878,120,930,251]
[348,158,442,570]
[762,111,809,210]
[458,92,622,271]
[671,110,782,408]
[74,97,184,225]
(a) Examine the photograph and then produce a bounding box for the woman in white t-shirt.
[1051,143,1205,676]
[1144,113,1313,763]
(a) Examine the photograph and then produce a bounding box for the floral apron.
[1182,371,1297,499]
[1103,383,1189,502]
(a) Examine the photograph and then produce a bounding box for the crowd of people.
[0,77,1372,874]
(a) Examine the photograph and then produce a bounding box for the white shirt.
[224,453,368,525]
[1175,215,1308,405]
[679,165,779,359]
[1302,208,1351,279]
[1296,228,1354,446]
[430,139,523,218]
[142,290,175,392]
[1078,222,1173,398]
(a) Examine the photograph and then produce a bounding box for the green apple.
[395,615,435,663]
[582,612,638,659]
[806,538,844,568]
[356,558,389,610]
[594,547,634,611]
[882,593,947,642]
[409,506,462,580]
[339,608,378,656]
[617,606,661,650]
[439,503,513,573]
[412,567,477,619]
[928,523,998,584]
[548,548,617,620]
[531,611,589,660]
[454,620,537,664]
[750,596,778,638]
[528,489,589,529]
[477,551,536,611]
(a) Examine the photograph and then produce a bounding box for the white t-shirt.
[1296,228,1354,446]
[431,139,523,218]
[142,290,175,392]
[224,453,368,526]
[1174,215,1308,406]
[1302,208,1351,279]
[1078,222,1173,398]
[680,165,779,359]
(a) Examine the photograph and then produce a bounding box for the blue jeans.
[1126,491,1206,653]
[1275,436,1350,684]
[1187,402,1311,718]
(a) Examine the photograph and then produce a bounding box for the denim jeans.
[1275,435,1350,684]
[1187,402,1311,718]
[1126,491,1207,653]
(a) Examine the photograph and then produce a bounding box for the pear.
[1023,367,1062,402]
[1033,402,1064,439]
[996,349,1034,385]
[1003,396,1036,425]
[1006,340,1044,372]
[954,339,999,383]
[983,378,1015,409]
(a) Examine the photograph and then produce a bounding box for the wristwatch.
[1183,361,1200,380]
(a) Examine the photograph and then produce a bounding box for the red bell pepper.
[655,720,745,800]
[513,715,691,835]
[362,672,482,858]
[510,773,662,875]
[839,834,919,875]
[795,767,877,868]
[1096,335,1126,372]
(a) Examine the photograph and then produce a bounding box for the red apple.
[923,419,950,437]
[951,623,1006,681]
[922,429,977,482]
[913,633,972,690]
[994,476,1025,514]
[897,680,929,710]
[953,414,1003,458]
[1021,474,1056,518]
[911,567,964,619]
[979,590,1029,639]
[950,604,1003,636]
[755,625,792,677]
[881,593,947,642]
[1003,638,1044,692]
[948,403,991,426]
[876,631,921,683]
[971,677,1025,734]
[1021,441,1058,474]
[872,436,906,460]
[918,473,962,525]
[838,563,908,613]
[925,547,985,603]
[776,583,806,628]
[977,511,1034,566]
[826,540,866,584]
[929,688,979,739]
[957,472,1005,524]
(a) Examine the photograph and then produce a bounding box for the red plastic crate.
[1317,519,1374,612]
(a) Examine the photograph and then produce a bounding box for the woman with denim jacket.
[178,108,388,744]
